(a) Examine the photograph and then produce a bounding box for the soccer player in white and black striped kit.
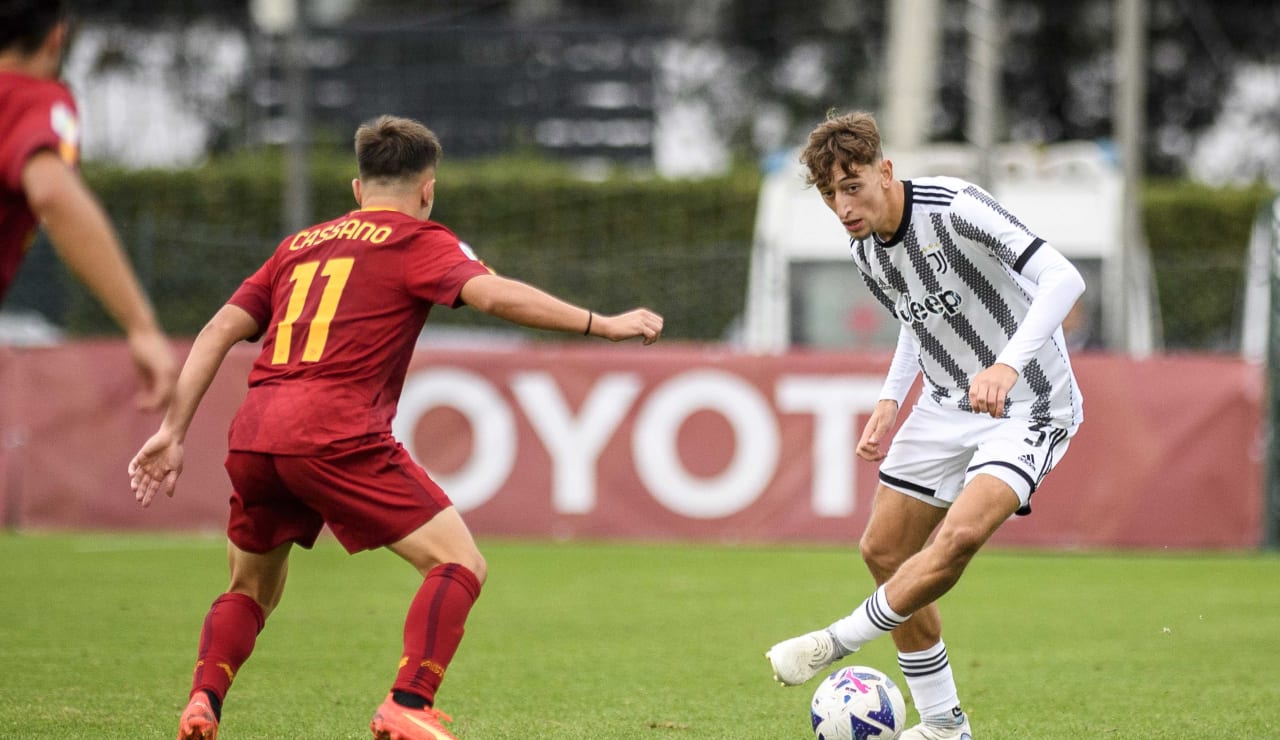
[766,111,1085,740]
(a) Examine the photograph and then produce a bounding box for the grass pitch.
[1,532,1277,739]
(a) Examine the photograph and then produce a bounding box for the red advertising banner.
[0,341,1264,549]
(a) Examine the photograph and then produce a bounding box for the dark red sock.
[190,592,266,705]
[392,563,481,705]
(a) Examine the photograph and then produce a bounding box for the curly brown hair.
[799,110,883,190]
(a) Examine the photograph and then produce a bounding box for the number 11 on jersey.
[272,257,354,365]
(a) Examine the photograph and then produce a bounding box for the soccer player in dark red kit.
[129,114,663,740]
[0,0,175,409]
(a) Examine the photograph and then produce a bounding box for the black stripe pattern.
[864,590,907,633]
[944,213,1059,418]
[898,645,950,678]
[962,185,1035,240]
[853,237,896,314]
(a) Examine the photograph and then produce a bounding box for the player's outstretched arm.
[459,273,663,345]
[129,304,259,507]
[21,150,177,410]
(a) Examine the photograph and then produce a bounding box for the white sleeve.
[879,325,920,404]
[995,244,1086,371]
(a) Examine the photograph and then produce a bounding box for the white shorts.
[878,400,1076,515]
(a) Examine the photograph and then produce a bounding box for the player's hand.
[128,428,185,507]
[597,308,664,345]
[127,328,177,412]
[969,363,1019,418]
[856,399,899,462]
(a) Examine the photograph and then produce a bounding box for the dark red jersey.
[0,72,79,300]
[226,208,491,454]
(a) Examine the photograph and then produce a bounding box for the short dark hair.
[354,115,442,182]
[799,110,884,190]
[0,0,66,55]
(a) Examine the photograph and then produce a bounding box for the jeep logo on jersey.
[897,289,963,323]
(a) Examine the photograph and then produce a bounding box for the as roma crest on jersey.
[50,101,79,166]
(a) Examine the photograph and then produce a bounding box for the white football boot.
[765,628,851,686]
[899,716,973,740]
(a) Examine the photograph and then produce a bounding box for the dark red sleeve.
[0,82,78,193]
[226,254,277,340]
[404,225,493,307]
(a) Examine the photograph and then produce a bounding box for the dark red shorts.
[224,435,452,554]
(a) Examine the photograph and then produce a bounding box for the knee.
[931,523,986,571]
[227,578,283,617]
[255,592,282,618]
[859,533,908,582]
[424,549,487,586]
[464,552,488,586]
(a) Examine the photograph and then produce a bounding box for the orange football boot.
[370,693,458,740]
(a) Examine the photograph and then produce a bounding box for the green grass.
[1,533,1278,739]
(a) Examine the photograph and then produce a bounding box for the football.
[810,665,907,740]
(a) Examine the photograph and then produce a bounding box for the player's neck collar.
[874,180,912,248]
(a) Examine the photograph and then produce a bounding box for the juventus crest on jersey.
[850,176,1083,427]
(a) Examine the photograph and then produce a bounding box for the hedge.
[49,152,759,342]
[1143,180,1275,350]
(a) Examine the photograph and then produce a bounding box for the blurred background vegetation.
[32,165,1275,348]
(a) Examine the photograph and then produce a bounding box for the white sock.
[828,585,908,652]
[898,640,963,724]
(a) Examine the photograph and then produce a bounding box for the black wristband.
[584,311,593,336]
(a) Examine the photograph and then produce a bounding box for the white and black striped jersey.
[851,176,1084,427]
